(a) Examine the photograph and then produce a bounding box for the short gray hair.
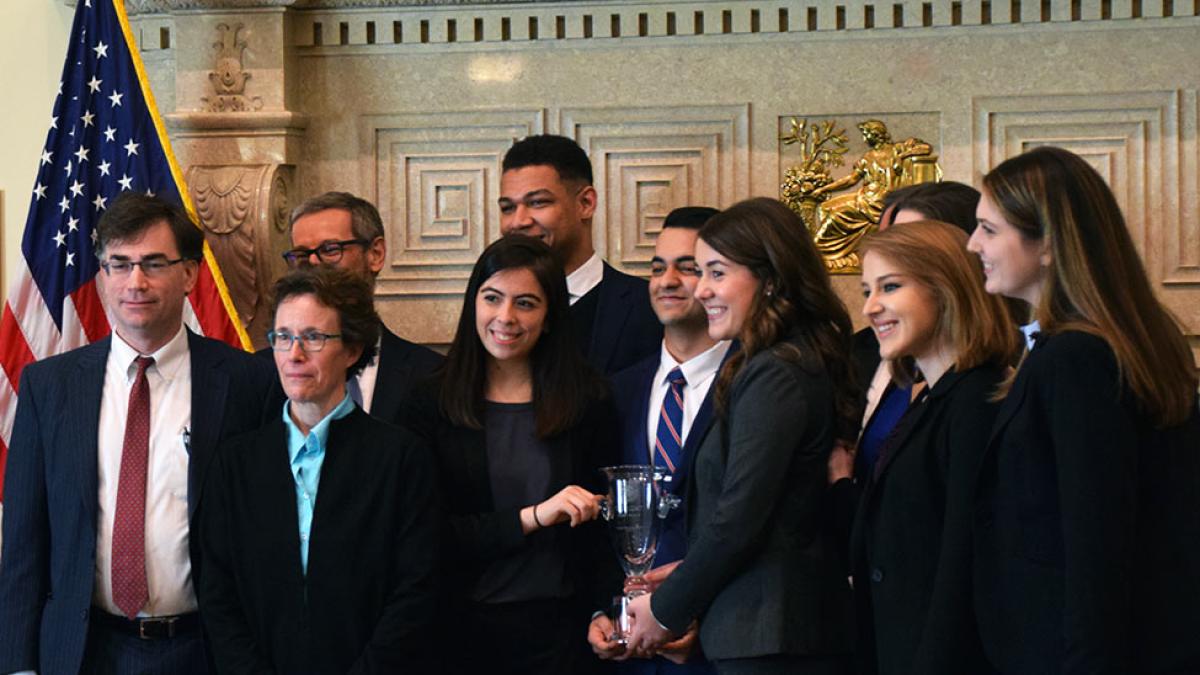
[289,191,384,242]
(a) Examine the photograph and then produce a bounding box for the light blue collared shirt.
[283,392,355,575]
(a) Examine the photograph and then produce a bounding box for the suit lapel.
[72,340,110,520]
[187,332,230,518]
[589,265,633,373]
[629,361,656,466]
[369,329,408,422]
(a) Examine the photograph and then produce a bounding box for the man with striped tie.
[588,207,732,673]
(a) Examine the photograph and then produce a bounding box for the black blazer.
[850,364,1005,675]
[973,331,1200,674]
[369,326,444,424]
[396,378,622,615]
[196,409,440,675]
[650,338,854,661]
[582,264,662,375]
[0,332,277,675]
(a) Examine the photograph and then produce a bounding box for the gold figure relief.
[781,118,941,273]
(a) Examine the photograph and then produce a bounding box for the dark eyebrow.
[498,189,554,204]
[514,293,543,302]
[479,285,505,296]
[703,260,727,268]
[650,256,666,264]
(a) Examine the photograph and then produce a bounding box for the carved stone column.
[152,2,307,349]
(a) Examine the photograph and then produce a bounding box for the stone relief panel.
[973,89,1199,351]
[186,163,293,348]
[358,109,545,297]
[560,105,750,274]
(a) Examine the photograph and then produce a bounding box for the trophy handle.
[657,493,681,519]
[599,497,612,521]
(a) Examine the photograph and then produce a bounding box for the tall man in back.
[283,192,443,422]
[588,207,730,673]
[0,194,278,674]
[500,135,661,375]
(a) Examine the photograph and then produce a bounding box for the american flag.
[0,0,251,501]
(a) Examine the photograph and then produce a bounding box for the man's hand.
[587,614,626,660]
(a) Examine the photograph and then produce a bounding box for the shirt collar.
[283,392,356,464]
[659,339,732,387]
[110,324,189,383]
[1021,320,1041,350]
[565,253,604,302]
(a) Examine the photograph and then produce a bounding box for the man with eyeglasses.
[500,135,661,375]
[281,192,442,424]
[0,193,277,674]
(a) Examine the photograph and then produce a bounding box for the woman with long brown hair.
[968,146,1200,674]
[625,197,857,674]
[851,220,1015,675]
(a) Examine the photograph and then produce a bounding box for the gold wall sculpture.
[781,119,940,274]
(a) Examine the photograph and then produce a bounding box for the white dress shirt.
[565,253,604,306]
[94,325,195,617]
[643,340,732,460]
[1021,320,1041,351]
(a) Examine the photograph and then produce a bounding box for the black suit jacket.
[579,264,662,376]
[369,326,444,424]
[0,331,277,675]
[973,331,1200,674]
[850,364,1004,675]
[196,409,440,675]
[650,338,854,661]
[397,378,621,619]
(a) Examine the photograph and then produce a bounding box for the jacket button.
[81,608,89,620]
[871,568,884,583]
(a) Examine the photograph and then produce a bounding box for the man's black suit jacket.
[0,331,277,675]
[973,331,1200,674]
[850,364,1004,675]
[576,263,661,376]
[196,409,440,675]
[650,337,854,661]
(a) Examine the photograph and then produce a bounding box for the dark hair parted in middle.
[880,181,981,235]
[501,134,594,186]
[862,220,1019,386]
[96,192,204,261]
[700,197,861,442]
[270,266,380,377]
[439,235,602,438]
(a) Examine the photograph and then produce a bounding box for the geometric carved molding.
[973,90,1198,286]
[560,104,750,274]
[358,109,546,297]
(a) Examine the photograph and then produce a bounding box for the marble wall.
[126,0,1200,360]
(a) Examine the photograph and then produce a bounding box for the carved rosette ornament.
[781,118,941,274]
[186,164,294,349]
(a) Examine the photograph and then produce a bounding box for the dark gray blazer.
[650,338,854,661]
[0,331,277,675]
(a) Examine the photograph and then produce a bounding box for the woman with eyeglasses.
[968,146,1200,674]
[196,266,441,674]
[398,235,619,675]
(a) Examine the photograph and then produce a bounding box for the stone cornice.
[121,0,583,14]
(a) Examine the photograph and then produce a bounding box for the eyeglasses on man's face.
[266,330,343,352]
[281,239,370,268]
[99,256,190,277]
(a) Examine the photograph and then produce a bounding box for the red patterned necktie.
[112,355,154,619]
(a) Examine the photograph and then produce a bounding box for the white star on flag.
[93,194,107,211]
[81,110,95,127]
[103,126,116,142]
[124,139,139,156]
[50,115,59,129]
[93,41,108,58]
[69,179,85,197]
[118,174,133,191]
[67,216,80,232]
[59,196,70,213]
[34,183,48,200]
[87,76,102,93]
[53,231,67,247]
[74,146,89,163]
[108,90,123,107]
[40,149,53,165]
[65,252,76,267]
[98,160,111,176]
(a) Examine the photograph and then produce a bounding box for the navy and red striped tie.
[654,367,687,475]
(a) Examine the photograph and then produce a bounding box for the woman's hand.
[625,593,676,654]
[827,441,856,484]
[521,485,603,533]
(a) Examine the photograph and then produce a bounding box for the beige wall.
[0,1,74,300]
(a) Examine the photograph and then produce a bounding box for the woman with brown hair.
[625,197,857,674]
[851,220,1016,675]
[968,146,1200,674]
